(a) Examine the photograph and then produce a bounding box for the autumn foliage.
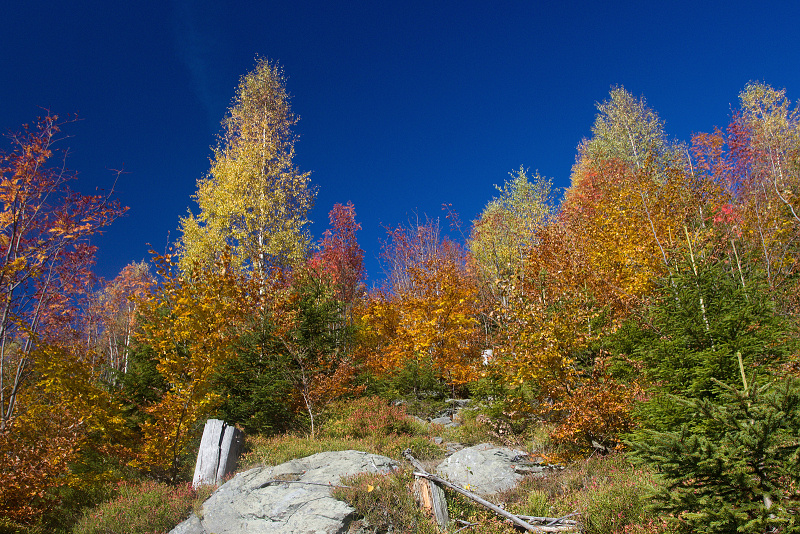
[312,201,366,308]
[0,114,126,524]
[2,78,800,530]
[130,251,256,479]
[360,219,483,391]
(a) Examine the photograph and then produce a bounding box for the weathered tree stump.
[192,419,244,488]
[412,475,449,529]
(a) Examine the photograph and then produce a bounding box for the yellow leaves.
[134,252,256,476]
[560,157,688,309]
[8,256,27,272]
[0,342,131,522]
[359,251,483,387]
[179,58,313,275]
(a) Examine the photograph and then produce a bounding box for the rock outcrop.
[435,443,545,496]
[171,450,397,534]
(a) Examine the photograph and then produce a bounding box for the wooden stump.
[192,419,244,488]
[413,475,449,529]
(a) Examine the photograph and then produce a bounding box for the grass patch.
[333,469,440,534]
[242,396,447,467]
[497,452,677,534]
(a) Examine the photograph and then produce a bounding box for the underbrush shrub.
[321,396,414,439]
[441,408,493,446]
[443,486,520,534]
[399,398,450,419]
[333,470,439,534]
[497,453,667,534]
[72,480,197,534]
[467,384,543,446]
[365,358,449,403]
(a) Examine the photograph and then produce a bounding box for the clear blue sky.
[2,1,799,284]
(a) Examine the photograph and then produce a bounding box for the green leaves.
[469,167,554,290]
[633,251,795,432]
[583,86,675,171]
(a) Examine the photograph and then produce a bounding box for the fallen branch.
[546,512,580,526]
[517,512,579,526]
[403,450,576,533]
[453,518,479,533]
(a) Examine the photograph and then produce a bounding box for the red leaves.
[691,115,754,199]
[0,114,126,522]
[0,416,81,521]
[312,202,366,308]
[0,115,127,389]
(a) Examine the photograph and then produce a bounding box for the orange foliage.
[361,222,483,388]
[489,168,664,450]
[0,343,129,523]
[548,355,646,456]
[0,416,80,522]
[0,114,126,523]
[1,114,126,430]
[488,220,600,402]
[86,262,155,377]
[561,158,686,304]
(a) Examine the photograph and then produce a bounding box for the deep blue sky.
[2,1,799,285]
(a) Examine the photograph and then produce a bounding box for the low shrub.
[72,480,197,534]
[443,485,522,534]
[496,452,673,534]
[320,396,414,439]
[332,469,439,534]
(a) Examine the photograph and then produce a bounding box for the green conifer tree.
[630,378,800,533]
[633,251,793,431]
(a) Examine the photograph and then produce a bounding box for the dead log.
[403,450,448,528]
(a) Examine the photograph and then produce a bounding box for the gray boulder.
[171,450,397,534]
[435,443,544,496]
[428,416,453,426]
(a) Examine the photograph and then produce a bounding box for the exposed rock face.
[171,450,397,534]
[435,443,545,496]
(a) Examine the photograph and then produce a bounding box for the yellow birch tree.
[180,58,314,275]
